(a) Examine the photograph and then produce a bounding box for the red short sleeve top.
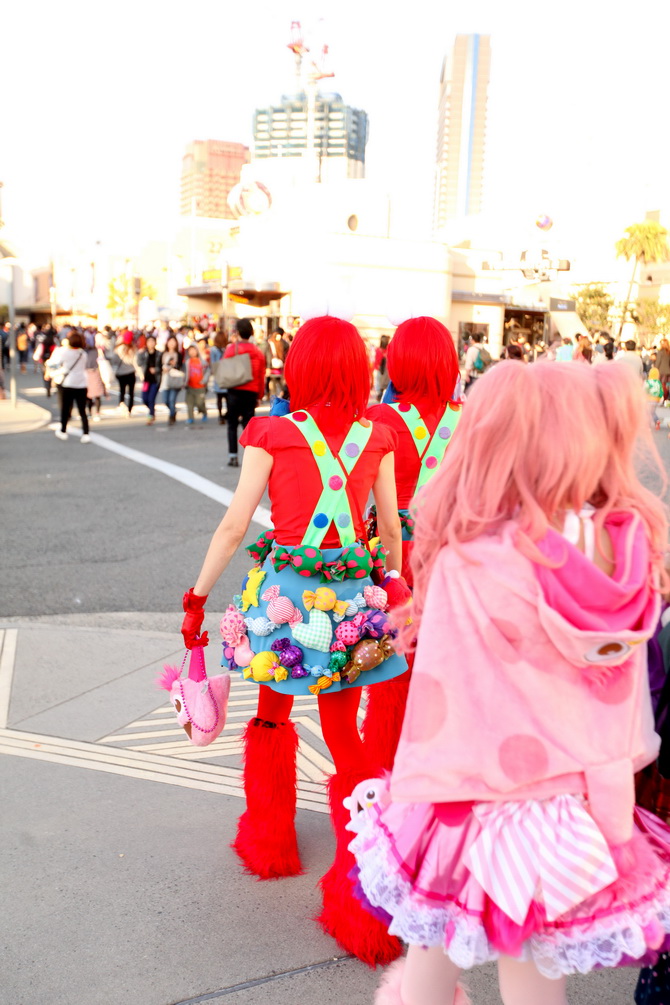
[366,402,447,509]
[240,405,397,546]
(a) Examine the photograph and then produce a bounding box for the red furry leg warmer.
[232,717,302,879]
[317,768,403,967]
[362,665,412,771]
[375,960,471,1004]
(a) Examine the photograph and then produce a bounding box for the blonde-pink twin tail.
[394,360,668,654]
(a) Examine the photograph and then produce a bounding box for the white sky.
[2,0,670,265]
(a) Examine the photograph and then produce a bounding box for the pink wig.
[387,317,459,407]
[284,316,371,419]
[397,361,667,651]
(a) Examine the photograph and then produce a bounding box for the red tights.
[257,685,371,774]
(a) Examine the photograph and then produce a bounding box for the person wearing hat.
[113,331,138,415]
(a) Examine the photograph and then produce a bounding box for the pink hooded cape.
[391,513,660,847]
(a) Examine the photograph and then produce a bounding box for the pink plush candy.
[220,604,247,645]
[363,585,388,611]
[262,585,303,626]
[334,620,363,647]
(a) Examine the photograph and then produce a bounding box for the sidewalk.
[0,394,52,434]
[0,619,639,1004]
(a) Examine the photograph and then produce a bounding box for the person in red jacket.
[224,319,266,467]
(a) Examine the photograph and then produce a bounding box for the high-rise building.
[180,141,249,219]
[434,34,491,231]
[252,92,368,181]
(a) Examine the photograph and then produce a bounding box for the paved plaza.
[1,371,665,1005]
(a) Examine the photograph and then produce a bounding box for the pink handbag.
[157,645,230,746]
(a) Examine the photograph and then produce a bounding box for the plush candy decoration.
[328,650,349,674]
[342,592,366,618]
[242,651,290,683]
[271,637,303,668]
[246,529,276,564]
[240,567,267,612]
[308,670,342,695]
[363,585,388,611]
[302,587,349,620]
[363,609,393,639]
[333,618,365,649]
[290,665,310,679]
[273,545,325,579]
[220,604,247,646]
[157,648,230,747]
[344,777,391,834]
[291,608,333,652]
[261,585,304,627]
[344,635,394,682]
[234,636,255,667]
[244,616,276,637]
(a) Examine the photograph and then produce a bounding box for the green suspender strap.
[389,401,462,491]
[285,411,373,548]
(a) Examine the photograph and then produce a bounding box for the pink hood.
[391,514,660,846]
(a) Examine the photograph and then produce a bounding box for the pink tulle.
[156,663,182,691]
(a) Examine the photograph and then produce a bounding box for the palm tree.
[615,221,670,339]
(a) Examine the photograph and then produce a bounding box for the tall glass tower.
[434,34,491,231]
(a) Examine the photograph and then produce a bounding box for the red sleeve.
[239,416,272,451]
[373,421,398,455]
[252,345,266,396]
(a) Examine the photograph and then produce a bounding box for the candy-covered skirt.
[220,547,408,696]
[348,778,670,979]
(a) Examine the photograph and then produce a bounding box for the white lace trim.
[351,816,670,978]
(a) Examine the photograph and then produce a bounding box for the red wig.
[387,317,459,406]
[284,317,371,418]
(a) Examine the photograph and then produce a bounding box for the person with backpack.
[464,335,491,391]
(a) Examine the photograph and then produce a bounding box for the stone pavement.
[0,619,640,1004]
[0,394,52,435]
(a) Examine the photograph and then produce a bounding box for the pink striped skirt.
[348,781,670,979]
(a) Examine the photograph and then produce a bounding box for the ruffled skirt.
[349,780,670,979]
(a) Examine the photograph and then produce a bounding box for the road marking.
[66,429,272,528]
[0,728,328,812]
[0,629,17,729]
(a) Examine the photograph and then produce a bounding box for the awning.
[549,310,588,341]
[228,288,289,307]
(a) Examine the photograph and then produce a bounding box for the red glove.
[181,588,209,649]
[382,573,412,610]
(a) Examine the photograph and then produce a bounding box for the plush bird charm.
[344,777,391,833]
[157,647,230,747]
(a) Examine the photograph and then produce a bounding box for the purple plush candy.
[363,610,391,639]
[271,637,303,668]
[290,665,310,679]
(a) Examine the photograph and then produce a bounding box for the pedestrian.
[362,316,461,771]
[85,337,107,422]
[47,330,91,443]
[209,331,229,424]
[615,339,644,379]
[223,318,265,466]
[373,335,391,401]
[113,331,137,415]
[503,342,526,361]
[159,335,184,426]
[463,335,491,392]
[350,359,670,1005]
[137,334,162,425]
[16,325,28,373]
[555,337,574,362]
[184,343,209,425]
[181,316,409,966]
[656,339,670,400]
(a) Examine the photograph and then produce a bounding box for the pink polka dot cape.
[350,512,670,975]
